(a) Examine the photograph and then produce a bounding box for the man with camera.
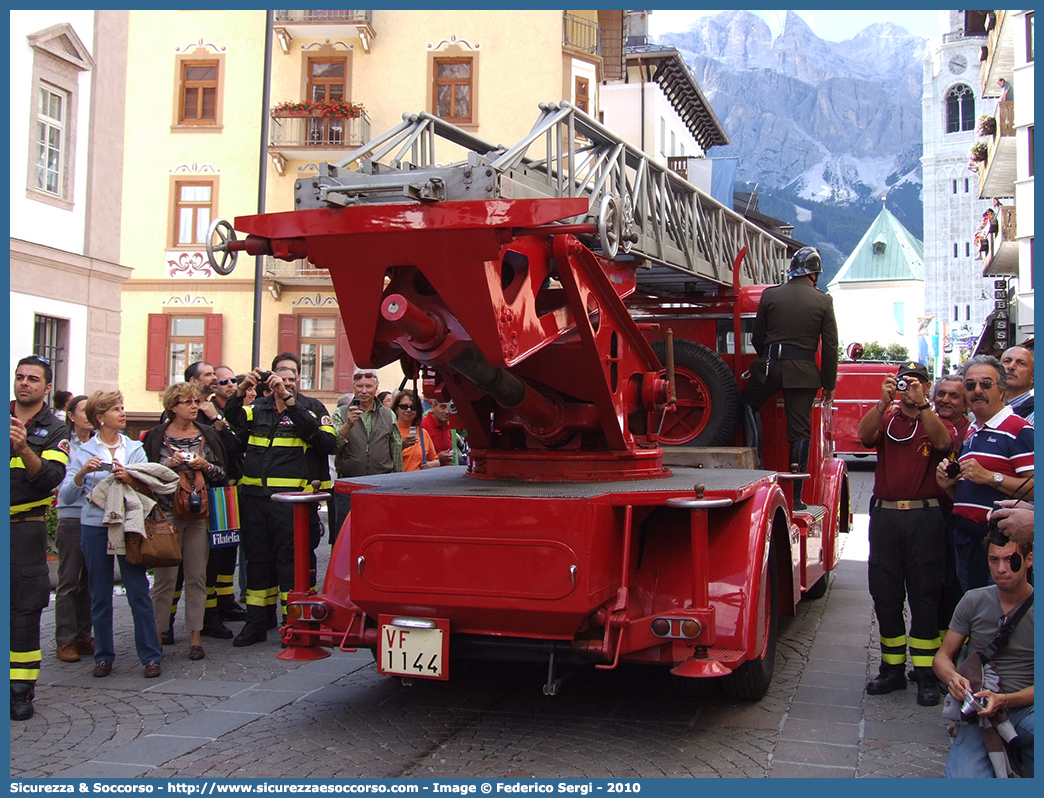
[223,353,336,646]
[936,355,1034,593]
[858,361,958,705]
[933,531,1033,777]
[328,369,402,546]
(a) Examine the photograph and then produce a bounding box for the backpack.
[172,467,208,520]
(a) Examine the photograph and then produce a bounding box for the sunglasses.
[964,379,996,391]
[178,397,202,406]
[217,378,233,386]
[28,355,50,365]
[354,371,377,379]
[397,404,415,411]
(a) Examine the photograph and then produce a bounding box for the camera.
[960,689,988,720]
[255,370,272,384]
[97,462,113,472]
[182,451,196,462]
[896,377,909,391]
[944,460,961,479]
[350,398,361,408]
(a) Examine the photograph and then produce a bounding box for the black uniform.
[10,401,70,692]
[224,391,335,626]
[742,277,838,441]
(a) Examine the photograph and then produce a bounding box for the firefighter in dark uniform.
[741,246,838,508]
[10,356,70,720]
[222,356,336,647]
[857,361,957,706]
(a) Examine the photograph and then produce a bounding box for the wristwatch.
[993,472,1005,485]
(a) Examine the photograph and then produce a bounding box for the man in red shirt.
[420,400,455,466]
[858,361,957,706]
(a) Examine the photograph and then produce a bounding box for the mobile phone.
[350,398,361,407]
[409,426,416,435]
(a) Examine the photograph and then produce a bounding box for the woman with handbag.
[58,391,163,679]
[143,383,227,661]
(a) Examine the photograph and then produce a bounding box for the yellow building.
[118,10,623,421]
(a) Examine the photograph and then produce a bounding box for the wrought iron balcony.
[982,205,1018,277]
[264,256,331,284]
[977,101,1016,198]
[272,10,375,52]
[563,13,600,55]
[268,109,371,170]
[275,10,372,24]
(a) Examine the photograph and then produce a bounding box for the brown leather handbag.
[124,509,182,568]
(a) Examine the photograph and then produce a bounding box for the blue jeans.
[945,705,1034,778]
[80,524,162,666]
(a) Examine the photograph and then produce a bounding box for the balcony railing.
[270,109,371,149]
[980,9,1012,92]
[274,10,371,24]
[977,100,1016,198]
[563,12,600,55]
[667,156,688,180]
[982,205,1018,277]
[264,256,330,282]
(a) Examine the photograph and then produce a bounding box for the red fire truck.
[208,103,849,699]
[832,351,903,457]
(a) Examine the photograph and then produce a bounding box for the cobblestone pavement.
[11,458,953,778]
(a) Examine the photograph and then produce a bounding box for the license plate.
[377,615,449,680]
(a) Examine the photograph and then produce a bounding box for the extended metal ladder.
[296,101,787,296]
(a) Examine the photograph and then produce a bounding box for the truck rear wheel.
[721,538,778,700]
[650,339,740,447]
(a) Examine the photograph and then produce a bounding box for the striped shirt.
[953,406,1034,523]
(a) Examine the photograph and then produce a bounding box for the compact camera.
[97,462,114,472]
[896,377,909,391]
[960,690,988,720]
[255,370,273,384]
[944,460,961,479]
[350,398,361,408]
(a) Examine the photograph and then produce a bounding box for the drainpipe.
[252,10,274,368]
[638,56,645,152]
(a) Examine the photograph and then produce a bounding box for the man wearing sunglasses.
[329,369,402,546]
[937,355,1034,593]
[858,361,958,706]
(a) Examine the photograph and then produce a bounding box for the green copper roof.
[827,205,924,286]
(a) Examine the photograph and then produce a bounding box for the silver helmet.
[787,246,823,280]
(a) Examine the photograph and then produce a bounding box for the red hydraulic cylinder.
[381,293,446,350]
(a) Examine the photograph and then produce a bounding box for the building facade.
[9,11,131,396]
[974,9,1033,348]
[116,10,622,417]
[827,203,927,364]
[920,10,994,357]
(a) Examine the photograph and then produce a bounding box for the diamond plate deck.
[337,466,775,499]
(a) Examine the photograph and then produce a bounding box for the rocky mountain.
[657,11,928,277]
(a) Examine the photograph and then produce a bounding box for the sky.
[648,9,945,43]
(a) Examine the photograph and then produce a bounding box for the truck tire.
[721,538,778,700]
[650,339,740,447]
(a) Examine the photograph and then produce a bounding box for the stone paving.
[10,459,954,778]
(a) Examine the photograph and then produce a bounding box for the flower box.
[977,115,997,137]
[271,100,364,120]
[969,141,988,162]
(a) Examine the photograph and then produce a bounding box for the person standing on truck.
[858,361,958,706]
[223,354,337,647]
[1000,345,1033,425]
[741,246,838,508]
[936,355,1034,593]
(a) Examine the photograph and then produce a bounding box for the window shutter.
[278,314,298,365]
[204,313,223,367]
[146,314,168,391]
[335,316,354,393]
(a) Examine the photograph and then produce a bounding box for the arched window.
[946,85,975,133]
